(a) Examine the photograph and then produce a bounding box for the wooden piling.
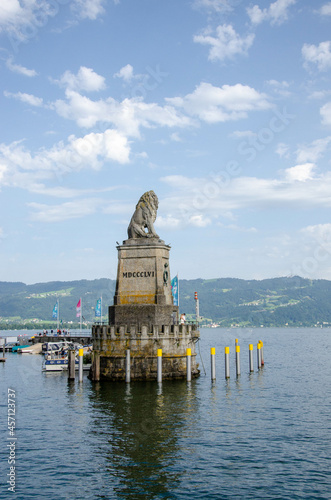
[68,350,76,380]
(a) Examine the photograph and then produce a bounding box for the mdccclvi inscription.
[123,271,155,278]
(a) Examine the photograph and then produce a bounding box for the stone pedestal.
[91,237,200,381]
[109,238,178,327]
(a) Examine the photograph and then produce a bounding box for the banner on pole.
[52,302,58,319]
[95,298,102,317]
[76,299,81,317]
[171,275,179,306]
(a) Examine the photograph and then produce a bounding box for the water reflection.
[89,380,199,499]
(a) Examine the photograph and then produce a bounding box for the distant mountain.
[0,279,115,329]
[0,276,331,328]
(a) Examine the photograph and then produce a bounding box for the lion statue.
[127,190,160,239]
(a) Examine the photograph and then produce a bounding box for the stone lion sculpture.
[127,190,160,239]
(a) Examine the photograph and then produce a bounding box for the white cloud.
[247,0,296,25]
[301,223,331,238]
[6,59,37,77]
[55,66,106,92]
[266,79,291,97]
[0,0,103,43]
[156,215,181,228]
[193,0,233,13]
[0,129,130,194]
[276,142,290,158]
[28,198,101,222]
[166,82,270,123]
[53,90,193,134]
[160,165,331,225]
[189,214,211,227]
[320,102,331,125]
[194,24,254,61]
[302,41,331,72]
[114,64,134,82]
[0,1,22,24]
[296,137,331,163]
[308,90,331,100]
[0,1,59,42]
[4,91,43,107]
[284,163,315,182]
[72,0,105,20]
[318,3,331,16]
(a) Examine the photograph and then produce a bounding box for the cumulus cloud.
[4,91,43,107]
[0,0,104,44]
[284,163,315,182]
[318,3,331,16]
[194,24,254,61]
[114,64,134,82]
[55,66,106,92]
[302,41,331,71]
[71,0,105,20]
[0,0,61,43]
[0,129,130,194]
[301,223,331,239]
[52,90,193,134]
[6,59,37,77]
[247,0,296,25]
[166,82,270,123]
[296,136,331,163]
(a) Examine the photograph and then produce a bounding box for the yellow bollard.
[78,348,84,382]
[225,346,230,379]
[249,344,254,372]
[257,342,261,369]
[211,347,216,381]
[186,348,192,381]
[157,349,162,383]
[235,345,241,377]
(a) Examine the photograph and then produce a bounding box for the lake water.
[1,328,331,499]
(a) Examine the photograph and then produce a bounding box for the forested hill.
[0,276,331,328]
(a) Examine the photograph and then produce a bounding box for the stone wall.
[91,323,200,380]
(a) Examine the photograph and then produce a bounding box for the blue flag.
[95,298,102,317]
[171,276,179,306]
[52,302,58,319]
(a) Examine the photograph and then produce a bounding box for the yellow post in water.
[235,345,240,377]
[157,349,162,383]
[186,348,192,381]
[225,346,230,379]
[211,347,216,381]
[249,343,254,372]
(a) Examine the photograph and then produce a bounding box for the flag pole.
[57,298,60,331]
[80,297,82,333]
[101,295,103,325]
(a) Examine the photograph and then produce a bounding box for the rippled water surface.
[1,328,331,499]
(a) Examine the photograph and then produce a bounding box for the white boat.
[42,342,92,372]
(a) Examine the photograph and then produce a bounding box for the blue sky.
[1,0,331,284]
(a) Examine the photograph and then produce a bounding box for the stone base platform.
[90,323,200,381]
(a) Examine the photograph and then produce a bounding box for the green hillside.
[0,276,331,329]
[0,279,115,329]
